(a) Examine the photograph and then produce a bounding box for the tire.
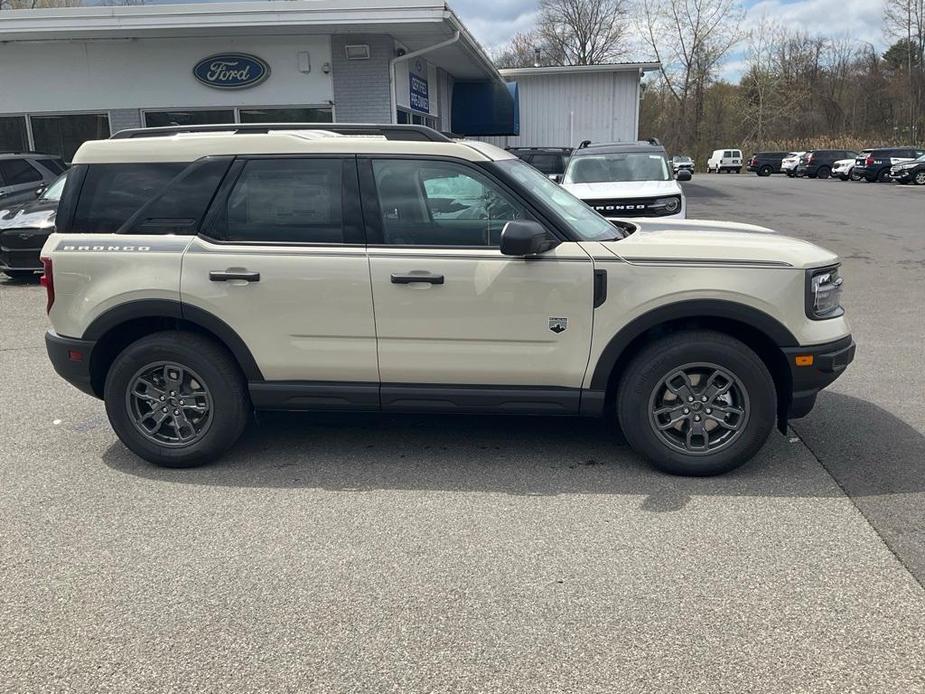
[837,174,848,181]
[616,330,776,476]
[104,331,250,468]
[877,168,891,182]
[735,168,742,174]
[914,171,925,185]
[786,171,795,178]
[816,165,831,179]
[850,169,862,181]
[3,270,38,281]
[757,165,772,177]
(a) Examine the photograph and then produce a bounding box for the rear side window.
[219,158,346,244]
[0,158,42,186]
[71,164,186,233]
[529,153,564,174]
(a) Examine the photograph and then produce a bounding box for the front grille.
[0,228,49,251]
[584,197,674,218]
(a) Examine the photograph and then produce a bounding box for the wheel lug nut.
[173,409,180,415]
[694,415,701,421]
[706,408,712,414]
[687,396,694,402]
[159,396,165,401]
[179,400,184,405]
[683,408,690,414]
[701,396,708,402]
[162,407,168,413]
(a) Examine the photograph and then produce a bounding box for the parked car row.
[0,151,69,280]
[745,147,925,184]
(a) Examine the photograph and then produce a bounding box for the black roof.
[111,123,451,143]
[572,139,666,156]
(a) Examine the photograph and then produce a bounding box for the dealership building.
[0,0,656,161]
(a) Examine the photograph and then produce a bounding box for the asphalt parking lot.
[2,174,924,692]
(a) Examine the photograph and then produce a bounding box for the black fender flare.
[588,299,798,390]
[83,298,263,381]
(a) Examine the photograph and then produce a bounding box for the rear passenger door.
[181,156,379,397]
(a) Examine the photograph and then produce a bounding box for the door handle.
[390,272,444,285]
[209,271,260,282]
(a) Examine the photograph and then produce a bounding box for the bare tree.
[636,0,745,154]
[493,32,562,69]
[536,0,630,65]
[0,0,80,9]
[883,0,924,142]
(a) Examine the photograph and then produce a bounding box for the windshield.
[564,152,671,184]
[496,159,621,241]
[40,173,68,202]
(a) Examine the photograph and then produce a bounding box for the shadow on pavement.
[100,392,925,511]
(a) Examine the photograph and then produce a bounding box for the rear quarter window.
[69,160,230,234]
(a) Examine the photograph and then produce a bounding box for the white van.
[707,149,743,174]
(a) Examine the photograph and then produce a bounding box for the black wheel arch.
[591,300,797,430]
[83,299,262,397]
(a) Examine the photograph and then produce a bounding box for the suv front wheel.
[617,331,776,476]
[104,331,250,467]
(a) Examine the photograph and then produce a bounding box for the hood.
[561,179,682,200]
[0,198,58,231]
[605,218,838,269]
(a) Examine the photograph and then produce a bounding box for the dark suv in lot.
[854,147,925,182]
[506,147,571,179]
[746,152,789,176]
[0,171,66,280]
[796,150,857,179]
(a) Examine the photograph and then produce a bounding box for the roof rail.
[110,123,452,143]
[645,137,662,146]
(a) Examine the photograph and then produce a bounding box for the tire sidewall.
[618,334,776,476]
[104,333,249,467]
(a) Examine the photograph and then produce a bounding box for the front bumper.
[46,330,98,397]
[782,335,855,419]
[891,169,915,182]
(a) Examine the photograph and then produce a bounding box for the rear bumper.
[782,335,855,418]
[46,330,98,398]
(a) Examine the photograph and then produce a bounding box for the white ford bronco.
[42,124,854,476]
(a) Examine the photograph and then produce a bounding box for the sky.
[452,0,890,81]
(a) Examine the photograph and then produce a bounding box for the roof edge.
[499,63,661,77]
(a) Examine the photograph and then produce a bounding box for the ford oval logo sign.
[193,53,270,90]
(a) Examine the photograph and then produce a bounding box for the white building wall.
[482,70,641,148]
[0,35,334,114]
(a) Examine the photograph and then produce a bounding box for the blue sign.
[409,73,430,113]
[193,53,270,90]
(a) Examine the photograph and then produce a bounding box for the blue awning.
[451,81,519,137]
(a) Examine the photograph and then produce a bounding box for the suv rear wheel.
[616,330,776,476]
[757,165,772,177]
[816,165,831,179]
[877,168,891,182]
[104,331,250,467]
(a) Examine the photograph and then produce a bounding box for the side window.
[71,163,186,233]
[39,158,68,176]
[529,153,562,175]
[0,158,43,186]
[221,158,345,244]
[372,159,529,247]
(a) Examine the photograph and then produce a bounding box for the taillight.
[40,257,54,313]
[807,154,814,163]
[865,155,874,167]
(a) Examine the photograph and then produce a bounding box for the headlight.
[806,265,844,319]
[651,196,681,215]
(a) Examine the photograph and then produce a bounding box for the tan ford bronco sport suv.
[42,124,854,475]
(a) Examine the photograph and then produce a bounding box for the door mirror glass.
[500,220,559,256]
[676,169,692,182]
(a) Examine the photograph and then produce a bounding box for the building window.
[0,116,29,152]
[396,109,438,130]
[144,110,235,128]
[239,107,333,123]
[31,114,110,163]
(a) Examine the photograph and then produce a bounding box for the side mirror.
[500,220,560,256]
[549,174,562,184]
[676,169,692,182]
